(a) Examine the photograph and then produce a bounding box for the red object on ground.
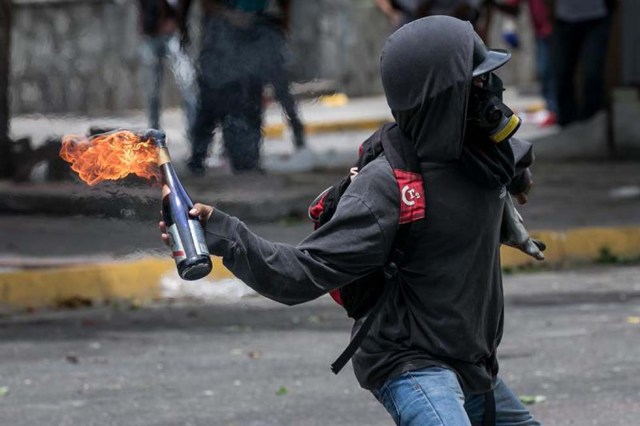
[539,111,557,128]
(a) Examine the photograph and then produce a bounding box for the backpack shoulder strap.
[330,125,426,375]
[379,123,420,172]
[330,221,413,374]
[382,124,425,224]
[308,126,388,227]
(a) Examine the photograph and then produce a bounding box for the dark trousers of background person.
[190,78,262,173]
[535,34,557,114]
[553,15,611,126]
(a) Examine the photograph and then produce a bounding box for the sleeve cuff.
[204,209,239,257]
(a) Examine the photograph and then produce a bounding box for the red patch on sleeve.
[394,169,425,224]
[329,289,343,306]
[309,192,329,228]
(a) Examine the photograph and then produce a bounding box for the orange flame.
[60,130,161,186]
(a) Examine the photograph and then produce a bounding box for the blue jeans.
[372,367,540,426]
[140,33,197,131]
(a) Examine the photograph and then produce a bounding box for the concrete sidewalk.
[2,91,640,309]
[9,88,556,173]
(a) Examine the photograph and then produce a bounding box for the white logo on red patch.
[394,170,425,224]
[401,185,421,207]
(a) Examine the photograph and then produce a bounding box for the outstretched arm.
[160,168,398,305]
[208,192,395,305]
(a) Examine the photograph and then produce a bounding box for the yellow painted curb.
[1,227,639,308]
[501,226,640,268]
[0,257,233,308]
[263,118,391,139]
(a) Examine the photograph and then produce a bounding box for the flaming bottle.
[144,130,212,281]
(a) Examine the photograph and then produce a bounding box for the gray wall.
[10,0,537,116]
[288,0,388,96]
[10,0,189,115]
[11,0,146,115]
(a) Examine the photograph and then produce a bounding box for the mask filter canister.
[488,107,521,144]
[468,73,521,144]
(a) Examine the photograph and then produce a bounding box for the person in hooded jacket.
[159,16,541,425]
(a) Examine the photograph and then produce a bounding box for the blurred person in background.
[374,0,489,38]
[551,0,615,126]
[262,0,309,159]
[188,0,276,175]
[137,0,197,133]
[494,0,558,127]
[375,0,426,29]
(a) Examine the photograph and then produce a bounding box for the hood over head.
[381,16,525,190]
[380,16,474,162]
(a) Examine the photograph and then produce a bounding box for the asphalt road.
[0,214,310,266]
[0,266,639,425]
[1,150,639,424]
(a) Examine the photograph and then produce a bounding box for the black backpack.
[307,123,425,374]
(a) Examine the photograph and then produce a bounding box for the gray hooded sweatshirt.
[205,16,511,393]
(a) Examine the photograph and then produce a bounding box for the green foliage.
[597,247,619,264]
[519,394,546,405]
[502,262,549,274]
[503,250,640,275]
[596,247,639,265]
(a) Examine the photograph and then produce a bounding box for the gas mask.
[467,72,521,144]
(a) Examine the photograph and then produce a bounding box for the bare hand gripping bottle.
[143,129,212,280]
